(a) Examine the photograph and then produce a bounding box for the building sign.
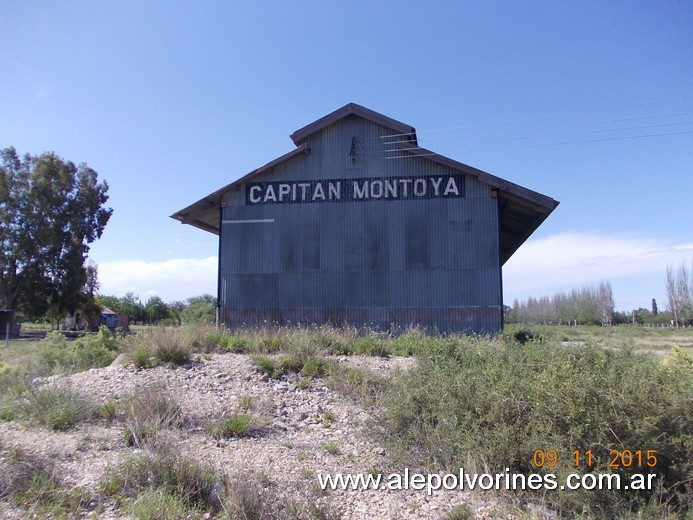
[246,174,465,205]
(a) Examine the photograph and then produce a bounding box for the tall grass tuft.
[223,472,338,520]
[19,383,96,431]
[122,383,183,447]
[101,445,220,511]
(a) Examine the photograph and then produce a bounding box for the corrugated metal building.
[172,103,558,333]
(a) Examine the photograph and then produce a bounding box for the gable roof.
[171,103,559,265]
[289,102,418,146]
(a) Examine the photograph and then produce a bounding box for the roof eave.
[170,144,311,234]
[390,143,559,265]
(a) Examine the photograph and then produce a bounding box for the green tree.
[0,147,112,322]
[167,300,187,325]
[145,295,168,325]
[180,294,217,324]
[97,294,123,313]
[120,292,145,324]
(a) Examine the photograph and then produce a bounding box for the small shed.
[64,306,130,332]
[96,307,130,331]
[172,103,559,334]
[0,309,19,338]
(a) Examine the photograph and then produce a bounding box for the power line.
[384,130,693,158]
[383,120,693,154]
[381,111,693,146]
[379,97,693,139]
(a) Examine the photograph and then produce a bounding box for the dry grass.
[122,382,183,448]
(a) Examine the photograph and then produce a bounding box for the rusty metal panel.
[220,306,502,335]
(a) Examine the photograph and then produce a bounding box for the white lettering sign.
[245,175,465,205]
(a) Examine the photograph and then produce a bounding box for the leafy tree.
[186,294,217,307]
[120,292,145,324]
[144,295,168,325]
[180,294,217,324]
[167,300,187,325]
[0,147,111,322]
[97,294,123,313]
[632,308,650,325]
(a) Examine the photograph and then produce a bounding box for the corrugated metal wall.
[219,115,502,333]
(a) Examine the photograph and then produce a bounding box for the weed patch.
[328,365,386,405]
[208,414,253,439]
[33,327,119,375]
[122,383,183,447]
[0,447,92,515]
[223,472,337,520]
[101,446,220,511]
[252,352,336,380]
[381,336,693,517]
[18,383,96,430]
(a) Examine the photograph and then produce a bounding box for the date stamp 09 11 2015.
[532,449,658,470]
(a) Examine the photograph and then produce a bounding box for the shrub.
[0,448,55,501]
[257,337,285,353]
[150,328,192,365]
[309,327,353,355]
[238,395,253,410]
[446,505,473,520]
[99,400,117,421]
[252,352,336,381]
[296,378,312,389]
[252,355,278,378]
[390,328,437,356]
[36,328,119,374]
[71,337,119,369]
[276,353,306,374]
[503,327,543,345]
[322,442,340,455]
[322,410,336,427]
[381,336,693,517]
[131,345,153,368]
[0,361,28,397]
[123,329,192,367]
[208,414,253,439]
[186,324,225,352]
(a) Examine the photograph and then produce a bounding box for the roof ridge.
[289,102,417,146]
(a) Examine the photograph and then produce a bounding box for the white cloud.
[98,256,217,302]
[503,231,693,299]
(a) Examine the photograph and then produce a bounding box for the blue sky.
[1,1,692,311]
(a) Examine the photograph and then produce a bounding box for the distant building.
[0,309,19,337]
[172,103,558,334]
[65,306,130,332]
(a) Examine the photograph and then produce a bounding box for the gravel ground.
[0,353,514,519]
